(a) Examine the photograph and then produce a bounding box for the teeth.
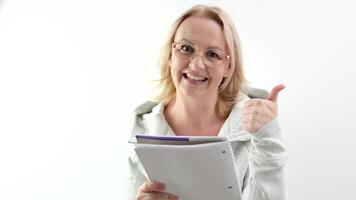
[186,73,206,81]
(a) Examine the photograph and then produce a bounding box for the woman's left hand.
[241,84,285,133]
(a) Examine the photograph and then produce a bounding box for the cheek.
[221,63,230,76]
[170,57,187,73]
[211,67,228,80]
[170,60,184,85]
[209,67,229,86]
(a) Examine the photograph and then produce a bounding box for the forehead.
[174,16,227,50]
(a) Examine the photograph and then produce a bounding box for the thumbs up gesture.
[241,84,285,133]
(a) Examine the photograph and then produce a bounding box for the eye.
[179,44,195,55]
[206,50,222,60]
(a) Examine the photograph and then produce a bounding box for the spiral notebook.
[132,135,242,200]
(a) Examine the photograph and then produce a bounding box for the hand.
[241,84,285,133]
[136,181,179,200]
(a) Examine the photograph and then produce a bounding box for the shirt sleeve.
[127,149,148,200]
[242,117,288,200]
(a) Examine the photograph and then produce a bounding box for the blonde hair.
[154,5,246,119]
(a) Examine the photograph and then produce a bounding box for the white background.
[1,0,356,199]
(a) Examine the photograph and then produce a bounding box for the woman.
[128,5,287,200]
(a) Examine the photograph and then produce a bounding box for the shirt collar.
[149,93,251,141]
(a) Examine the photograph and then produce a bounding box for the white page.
[134,141,242,200]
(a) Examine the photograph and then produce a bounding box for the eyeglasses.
[172,41,230,66]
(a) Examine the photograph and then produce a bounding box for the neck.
[165,93,224,136]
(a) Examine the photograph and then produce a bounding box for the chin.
[179,86,213,99]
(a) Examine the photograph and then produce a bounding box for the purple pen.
[135,134,189,141]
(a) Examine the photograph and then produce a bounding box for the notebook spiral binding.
[227,142,242,200]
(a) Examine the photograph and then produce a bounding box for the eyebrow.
[179,38,225,51]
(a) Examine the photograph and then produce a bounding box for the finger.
[268,84,285,102]
[243,99,258,108]
[153,192,178,200]
[138,192,178,200]
[241,114,255,124]
[139,181,166,193]
[243,100,252,108]
[242,104,260,116]
[240,120,251,132]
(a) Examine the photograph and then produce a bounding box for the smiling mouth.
[183,73,208,82]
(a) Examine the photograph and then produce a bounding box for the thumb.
[268,84,285,102]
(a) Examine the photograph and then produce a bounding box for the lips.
[183,72,208,82]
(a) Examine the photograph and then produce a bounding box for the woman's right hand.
[136,181,178,200]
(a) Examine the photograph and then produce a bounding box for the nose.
[189,53,206,70]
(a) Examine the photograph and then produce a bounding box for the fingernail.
[157,183,166,190]
[169,194,178,200]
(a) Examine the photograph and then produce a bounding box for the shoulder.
[243,86,269,99]
[231,86,270,114]
[134,101,160,118]
[129,100,169,140]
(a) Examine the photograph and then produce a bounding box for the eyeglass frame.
[171,40,231,66]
